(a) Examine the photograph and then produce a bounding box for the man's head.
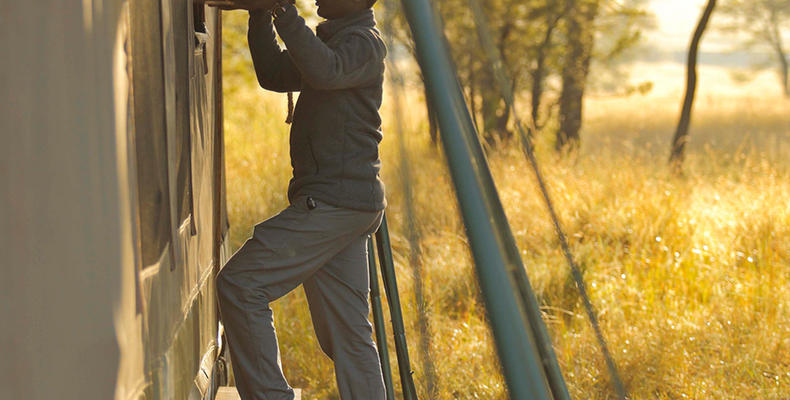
[316,0,376,20]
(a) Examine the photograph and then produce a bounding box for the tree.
[440,0,535,145]
[386,0,559,146]
[556,0,650,153]
[669,0,717,172]
[529,2,569,131]
[557,0,599,153]
[385,0,650,149]
[718,0,790,97]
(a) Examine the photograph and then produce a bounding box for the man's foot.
[216,386,302,400]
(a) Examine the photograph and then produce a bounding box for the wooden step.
[216,386,301,400]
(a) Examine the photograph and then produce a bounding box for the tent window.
[130,0,172,267]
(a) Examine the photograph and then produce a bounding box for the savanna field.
[220,11,790,399]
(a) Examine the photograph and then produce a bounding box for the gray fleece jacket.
[248,5,387,212]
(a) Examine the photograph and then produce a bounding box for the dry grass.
[221,11,790,399]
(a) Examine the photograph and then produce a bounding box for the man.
[205,0,388,398]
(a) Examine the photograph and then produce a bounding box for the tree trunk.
[771,27,789,97]
[781,54,789,98]
[531,31,551,131]
[531,11,563,131]
[766,13,790,98]
[557,0,598,153]
[495,21,514,143]
[669,0,716,172]
[422,77,439,144]
[469,67,479,132]
[480,68,502,146]
[477,18,515,147]
[496,88,512,137]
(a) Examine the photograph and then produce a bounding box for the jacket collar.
[316,8,375,41]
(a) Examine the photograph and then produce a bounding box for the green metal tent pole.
[396,0,568,399]
[465,0,622,398]
[368,237,397,400]
[375,214,419,400]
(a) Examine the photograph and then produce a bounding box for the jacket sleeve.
[248,10,302,93]
[273,5,386,91]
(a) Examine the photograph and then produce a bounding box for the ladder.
[368,213,419,400]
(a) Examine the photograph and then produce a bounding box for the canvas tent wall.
[1,1,129,399]
[1,1,227,399]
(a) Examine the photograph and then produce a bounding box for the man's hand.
[203,0,278,11]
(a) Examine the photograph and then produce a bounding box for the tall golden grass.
[221,11,790,398]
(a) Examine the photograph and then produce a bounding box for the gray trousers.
[217,195,386,400]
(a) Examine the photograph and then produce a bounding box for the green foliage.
[717,0,790,44]
[717,0,790,96]
[383,0,652,146]
[593,0,654,64]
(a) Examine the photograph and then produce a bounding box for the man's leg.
[303,233,386,400]
[217,196,381,400]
